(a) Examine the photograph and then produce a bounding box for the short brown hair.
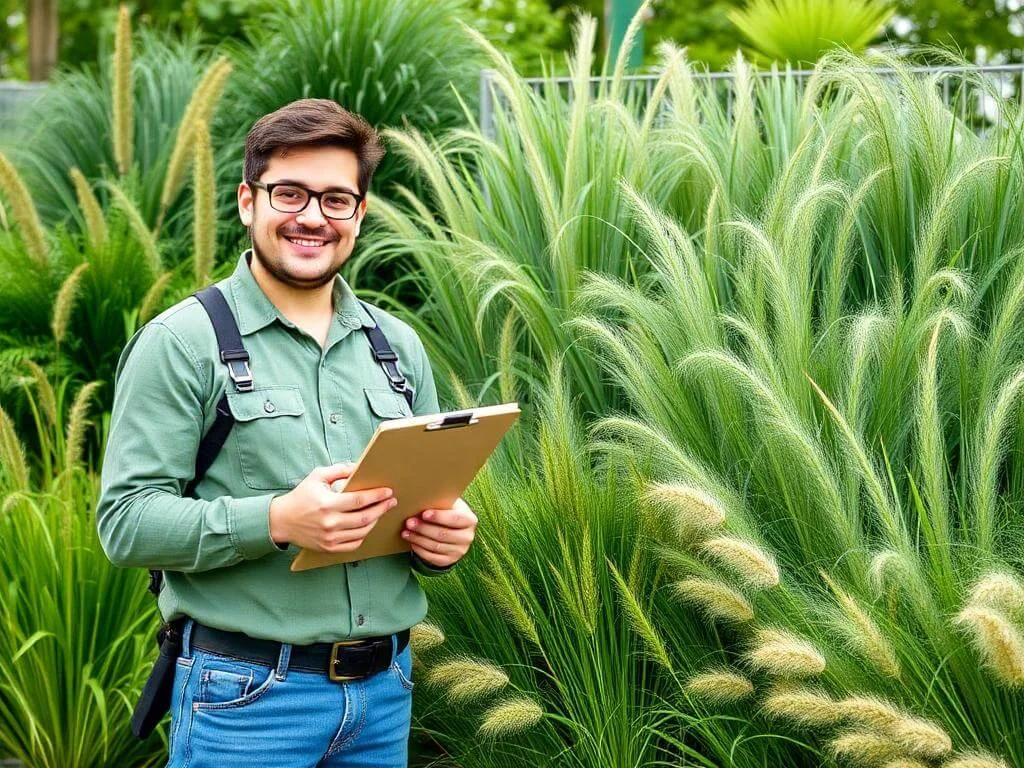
[243,99,385,196]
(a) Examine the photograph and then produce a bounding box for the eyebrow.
[271,179,359,195]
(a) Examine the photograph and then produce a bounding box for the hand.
[269,462,397,553]
[401,497,477,568]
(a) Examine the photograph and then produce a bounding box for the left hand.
[402,497,477,568]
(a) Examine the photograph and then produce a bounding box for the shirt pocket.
[227,385,313,490]
[364,387,413,434]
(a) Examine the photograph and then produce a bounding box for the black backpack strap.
[148,285,252,597]
[358,300,414,410]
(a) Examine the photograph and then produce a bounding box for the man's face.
[237,145,367,290]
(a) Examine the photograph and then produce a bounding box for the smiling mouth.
[282,234,334,248]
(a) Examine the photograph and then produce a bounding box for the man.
[97,99,477,767]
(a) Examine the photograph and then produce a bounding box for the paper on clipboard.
[290,401,520,572]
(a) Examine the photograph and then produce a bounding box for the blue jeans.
[165,619,414,767]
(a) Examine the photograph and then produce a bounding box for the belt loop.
[275,642,292,681]
[390,633,398,663]
[181,618,194,659]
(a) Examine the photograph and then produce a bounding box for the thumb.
[318,461,355,483]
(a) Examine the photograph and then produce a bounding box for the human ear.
[238,181,254,227]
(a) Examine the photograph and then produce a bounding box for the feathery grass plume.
[968,572,1024,621]
[747,628,826,677]
[761,687,842,727]
[193,118,215,286]
[497,310,519,404]
[112,4,133,175]
[822,572,901,678]
[891,716,952,760]
[22,360,57,433]
[477,696,543,739]
[830,730,902,765]
[64,381,101,471]
[0,151,47,265]
[641,482,726,539]
[138,271,174,324]
[480,569,541,648]
[869,550,907,596]
[410,621,445,654]
[69,167,106,250]
[837,696,951,759]
[882,761,929,768]
[673,577,755,624]
[51,262,90,346]
[426,656,510,703]
[944,754,1010,768]
[104,182,161,276]
[701,536,780,589]
[0,404,29,491]
[684,670,754,704]
[954,606,1024,686]
[158,56,232,229]
[608,559,673,671]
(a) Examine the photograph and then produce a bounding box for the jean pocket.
[193,653,276,711]
[390,651,414,691]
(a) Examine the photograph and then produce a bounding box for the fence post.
[480,68,496,142]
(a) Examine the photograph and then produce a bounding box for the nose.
[296,195,328,227]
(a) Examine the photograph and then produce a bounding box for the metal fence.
[0,81,46,128]
[479,63,1024,140]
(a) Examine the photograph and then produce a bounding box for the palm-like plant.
[729,0,895,65]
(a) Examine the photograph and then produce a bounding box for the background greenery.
[1,1,1024,767]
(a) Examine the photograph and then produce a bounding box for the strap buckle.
[221,350,253,393]
[328,640,373,682]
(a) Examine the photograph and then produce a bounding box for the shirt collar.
[228,250,375,336]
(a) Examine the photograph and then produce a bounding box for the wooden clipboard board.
[290,402,520,572]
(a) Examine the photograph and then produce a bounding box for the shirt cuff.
[410,550,455,576]
[228,494,280,560]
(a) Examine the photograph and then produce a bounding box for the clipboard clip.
[425,411,479,431]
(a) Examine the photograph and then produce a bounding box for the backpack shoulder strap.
[149,285,251,597]
[358,300,414,411]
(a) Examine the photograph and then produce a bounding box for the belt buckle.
[329,640,367,682]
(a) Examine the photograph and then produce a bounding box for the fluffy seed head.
[747,628,826,677]
[52,262,89,345]
[478,696,543,739]
[673,578,755,624]
[65,381,101,471]
[427,656,510,703]
[944,753,1010,768]
[968,572,1024,620]
[829,730,902,764]
[410,622,445,653]
[955,606,1024,686]
[683,670,754,704]
[642,483,726,538]
[881,760,929,768]
[825,575,901,678]
[891,716,951,759]
[761,687,842,727]
[701,536,780,588]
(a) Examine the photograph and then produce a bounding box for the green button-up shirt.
[97,251,442,644]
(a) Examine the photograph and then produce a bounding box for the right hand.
[269,462,396,553]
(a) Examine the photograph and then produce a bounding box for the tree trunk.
[28,0,59,82]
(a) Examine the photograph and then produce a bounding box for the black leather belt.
[190,622,410,683]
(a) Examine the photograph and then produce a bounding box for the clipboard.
[290,401,521,572]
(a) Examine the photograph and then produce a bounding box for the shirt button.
[356,614,366,626]
[263,400,276,414]
[351,560,360,568]
[329,413,339,424]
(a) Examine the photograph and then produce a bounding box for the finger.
[328,498,397,531]
[318,462,356,483]
[420,506,477,529]
[403,519,474,545]
[409,541,457,567]
[336,486,394,512]
[403,530,463,556]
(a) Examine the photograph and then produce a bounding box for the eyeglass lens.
[270,185,358,219]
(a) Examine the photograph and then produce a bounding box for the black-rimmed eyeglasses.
[247,181,363,221]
